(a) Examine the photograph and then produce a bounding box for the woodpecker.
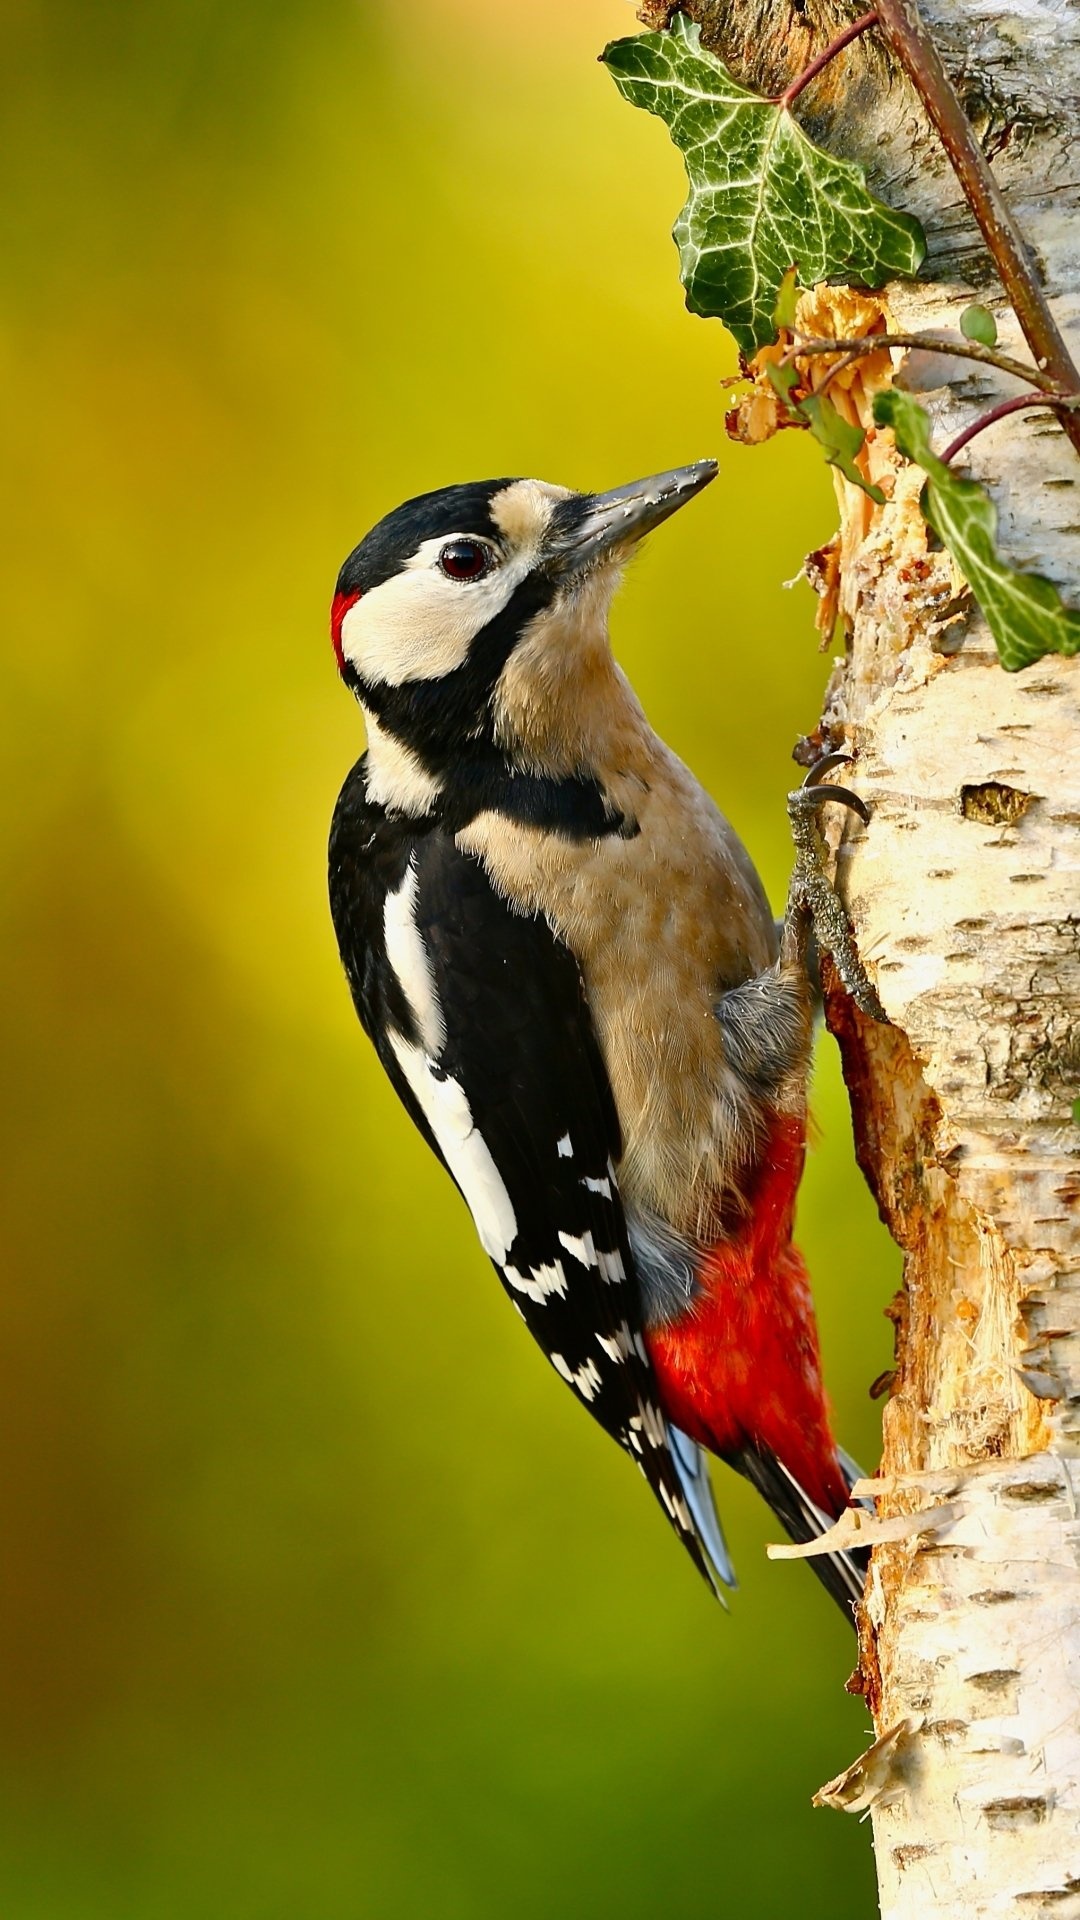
[327,463,869,1618]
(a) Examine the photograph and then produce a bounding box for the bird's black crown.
[336,479,517,599]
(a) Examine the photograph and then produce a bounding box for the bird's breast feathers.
[455,737,784,1234]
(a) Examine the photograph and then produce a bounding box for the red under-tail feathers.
[646,1113,851,1524]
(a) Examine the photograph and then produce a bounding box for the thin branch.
[941,391,1080,463]
[785,332,1063,396]
[775,11,880,111]
[872,0,1080,457]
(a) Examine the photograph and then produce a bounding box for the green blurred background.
[1,1,900,1913]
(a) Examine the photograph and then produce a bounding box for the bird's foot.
[782,754,888,1025]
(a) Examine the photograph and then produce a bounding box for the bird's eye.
[438,539,491,581]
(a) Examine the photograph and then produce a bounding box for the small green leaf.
[773,266,800,334]
[1072,1097,1080,1126]
[799,392,886,502]
[765,364,886,501]
[960,304,997,347]
[766,360,801,405]
[602,15,926,354]
[874,388,1080,671]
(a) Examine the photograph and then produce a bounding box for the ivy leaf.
[799,393,886,502]
[765,360,801,405]
[766,366,886,501]
[874,388,1080,671]
[960,304,997,346]
[602,14,926,354]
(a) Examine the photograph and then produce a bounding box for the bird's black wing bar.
[329,764,729,1595]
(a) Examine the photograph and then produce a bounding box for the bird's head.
[331,461,716,803]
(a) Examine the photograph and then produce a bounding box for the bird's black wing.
[329,760,732,1595]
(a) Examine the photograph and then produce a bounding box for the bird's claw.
[796,752,871,826]
[782,755,888,1025]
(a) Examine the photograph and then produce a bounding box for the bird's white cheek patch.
[388,1034,517,1263]
[339,539,528,686]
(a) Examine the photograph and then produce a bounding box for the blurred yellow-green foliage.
[2,1,901,1913]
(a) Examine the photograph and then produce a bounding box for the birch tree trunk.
[640,0,1080,1910]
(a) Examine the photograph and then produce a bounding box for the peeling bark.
[642,0,1080,1912]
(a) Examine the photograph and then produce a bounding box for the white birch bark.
[646,0,1080,1910]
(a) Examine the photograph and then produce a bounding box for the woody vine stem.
[781,335,1080,464]
[779,0,1080,460]
[872,0,1080,457]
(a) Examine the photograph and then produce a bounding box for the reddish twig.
[872,0,1080,458]
[942,391,1080,463]
[774,11,880,111]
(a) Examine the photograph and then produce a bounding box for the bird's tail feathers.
[667,1422,737,1599]
[837,1445,872,1508]
[734,1443,867,1622]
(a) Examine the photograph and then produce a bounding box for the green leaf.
[1073,1097,1080,1127]
[799,392,886,502]
[602,14,926,355]
[960,303,997,347]
[874,388,1080,671]
[765,360,800,405]
[773,266,800,334]
[765,365,886,502]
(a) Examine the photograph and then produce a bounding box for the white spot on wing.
[388,1033,516,1262]
[558,1230,597,1268]
[582,1174,611,1197]
[659,1482,695,1532]
[596,1322,635,1362]
[383,859,446,1055]
[503,1260,568,1303]
[638,1400,668,1449]
[596,1248,625,1286]
[556,1134,573,1159]
[550,1352,603,1402]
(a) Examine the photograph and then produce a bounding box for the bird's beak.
[548,459,718,573]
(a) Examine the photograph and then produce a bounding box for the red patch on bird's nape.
[330,589,362,675]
